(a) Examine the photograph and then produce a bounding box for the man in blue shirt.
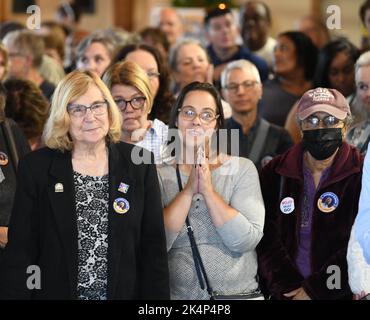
[204,7,269,87]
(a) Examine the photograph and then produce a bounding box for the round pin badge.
[261,155,273,168]
[0,152,9,166]
[317,192,339,213]
[280,197,295,214]
[113,197,130,214]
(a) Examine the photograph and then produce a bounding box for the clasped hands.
[183,158,214,197]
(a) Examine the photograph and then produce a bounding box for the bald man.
[240,1,276,68]
[158,8,184,46]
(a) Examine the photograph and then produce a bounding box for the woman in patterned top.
[0,70,169,299]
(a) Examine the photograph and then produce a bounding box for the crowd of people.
[0,0,370,300]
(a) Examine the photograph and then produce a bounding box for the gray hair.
[220,59,261,88]
[76,30,118,62]
[168,38,209,71]
[355,50,370,82]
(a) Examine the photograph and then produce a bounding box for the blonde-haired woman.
[0,44,9,81]
[103,60,168,164]
[0,70,169,300]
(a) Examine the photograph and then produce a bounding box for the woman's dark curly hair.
[111,43,175,124]
[4,79,49,140]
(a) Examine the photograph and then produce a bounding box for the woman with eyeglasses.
[257,87,363,300]
[112,44,175,124]
[103,61,168,164]
[157,81,265,299]
[0,70,169,299]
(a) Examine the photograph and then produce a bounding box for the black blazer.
[0,142,169,299]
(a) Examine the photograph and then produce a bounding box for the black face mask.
[302,128,343,160]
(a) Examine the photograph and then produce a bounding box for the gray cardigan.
[157,156,265,300]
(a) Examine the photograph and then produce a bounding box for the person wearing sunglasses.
[0,70,169,299]
[157,81,265,299]
[103,60,168,164]
[257,87,363,300]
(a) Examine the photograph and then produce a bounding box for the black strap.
[175,165,214,297]
[1,119,19,171]
[248,118,270,164]
[278,175,286,201]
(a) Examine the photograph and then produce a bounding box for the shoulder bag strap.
[175,165,214,297]
[248,118,270,164]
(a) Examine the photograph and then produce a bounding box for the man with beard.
[257,87,363,300]
[239,1,276,69]
[221,59,292,170]
[347,51,370,153]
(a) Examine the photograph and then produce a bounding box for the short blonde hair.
[103,60,153,114]
[43,70,122,151]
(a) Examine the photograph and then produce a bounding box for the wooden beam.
[311,0,323,20]
[114,0,133,31]
[0,0,7,23]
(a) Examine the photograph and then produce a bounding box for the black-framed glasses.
[178,106,219,123]
[224,80,260,93]
[67,100,108,118]
[114,96,146,111]
[302,115,343,129]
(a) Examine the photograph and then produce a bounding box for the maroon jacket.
[257,142,363,300]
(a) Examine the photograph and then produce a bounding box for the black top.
[0,142,169,299]
[259,78,301,127]
[225,117,293,170]
[39,80,56,101]
[0,119,30,226]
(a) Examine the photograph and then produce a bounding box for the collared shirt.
[296,164,330,278]
[207,45,269,82]
[135,119,168,164]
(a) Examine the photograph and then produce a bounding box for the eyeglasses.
[178,106,219,123]
[114,96,146,111]
[67,100,108,118]
[224,80,260,93]
[146,71,160,78]
[301,115,343,129]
